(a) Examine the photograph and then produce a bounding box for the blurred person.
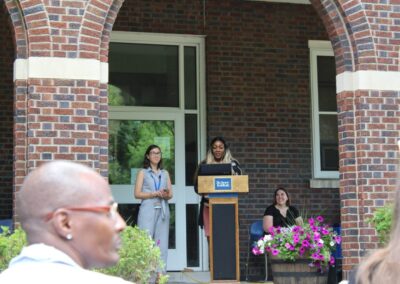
[0,160,132,284]
[355,189,400,283]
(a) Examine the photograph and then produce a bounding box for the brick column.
[311,0,400,278]
[3,0,125,220]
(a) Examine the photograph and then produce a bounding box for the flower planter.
[270,255,328,284]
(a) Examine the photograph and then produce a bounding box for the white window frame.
[309,40,339,180]
[108,31,208,270]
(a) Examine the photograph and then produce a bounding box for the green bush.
[0,226,26,271]
[0,225,168,284]
[368,203,394,245]
[97,226,168,284]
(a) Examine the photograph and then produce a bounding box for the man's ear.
[51,209,73,240]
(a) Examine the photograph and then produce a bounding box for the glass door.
[108,31,206,271]
[109,111,186,270]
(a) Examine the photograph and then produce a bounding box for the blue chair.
[0,219,13,233]
[245,220,266,281]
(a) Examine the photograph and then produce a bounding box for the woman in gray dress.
[134,144,173,273]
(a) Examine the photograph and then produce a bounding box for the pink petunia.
[321,228,330,235]
[316,216,324,223]
[302,239,310,247]
[334,235,342,244]
[252,247,262,255]
[293,233,300,244]
[330,256,335,265]
[272,249,280,256]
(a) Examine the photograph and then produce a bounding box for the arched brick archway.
[310,0,400,277]
[2,0,125,214]
[1,0,399,280]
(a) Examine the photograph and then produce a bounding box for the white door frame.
[110,110,186,270]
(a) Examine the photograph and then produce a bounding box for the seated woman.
[263,187,303,234]
[262,187,303,280]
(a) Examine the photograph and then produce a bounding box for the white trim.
[309,40,339,179]
[111,31,206,45]
[309,179,339,189]
[337,71,400,93]
[247,0,310,4]
[308,40,332,50]
[13,57,109,83]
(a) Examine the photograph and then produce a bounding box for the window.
[309,41,339,179]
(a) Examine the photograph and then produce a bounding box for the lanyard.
[151,172,161,191]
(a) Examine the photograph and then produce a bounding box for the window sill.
[309,179,339,189]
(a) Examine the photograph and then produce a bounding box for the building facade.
[0,0,399,280]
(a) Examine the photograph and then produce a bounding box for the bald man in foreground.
[0,161,134,283]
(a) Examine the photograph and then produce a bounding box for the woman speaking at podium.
[194,136,242,243]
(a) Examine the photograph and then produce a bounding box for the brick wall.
[0,3,14,219]
[114,0,338,279]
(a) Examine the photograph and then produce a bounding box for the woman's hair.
[273,187,291,206]
[143,144,163,169]
[356,189,400,284]
[205,136,236,164]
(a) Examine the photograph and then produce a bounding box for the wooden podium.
[198,175,249,283]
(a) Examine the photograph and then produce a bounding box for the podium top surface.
[197,175,249,194]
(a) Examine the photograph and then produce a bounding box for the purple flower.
[293,233,300,244]
[252,247,262,255]
[334,235,342,244]
[311,252,320,260]
[330,256,335,265]
[321,227,330,235]
[292,226,300,233]
[285,243,295,251]
[308,218,315,226]
[302,239,310,247]
[299,246,306,255]
[316,216,324,223]
[268,227,275,236]
[272,249,280,256]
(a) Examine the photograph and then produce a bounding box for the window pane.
[186,204,199,266]
[317,56,336,112]
[118,204,176,249]
[319,114,339,171]
[184,47,197,109]
[109,120,175,184]
[185,114,198,186]
[109,43,179,107]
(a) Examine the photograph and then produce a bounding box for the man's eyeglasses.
[45,202,119,222]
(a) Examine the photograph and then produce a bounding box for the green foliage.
[368,203,394,245]
[97,226,168,284]
[108,119,175,185]
[0,227,27,271]
[108,84,125,106]
[0,226,168,284]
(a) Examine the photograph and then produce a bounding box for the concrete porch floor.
[167,271,272,284]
